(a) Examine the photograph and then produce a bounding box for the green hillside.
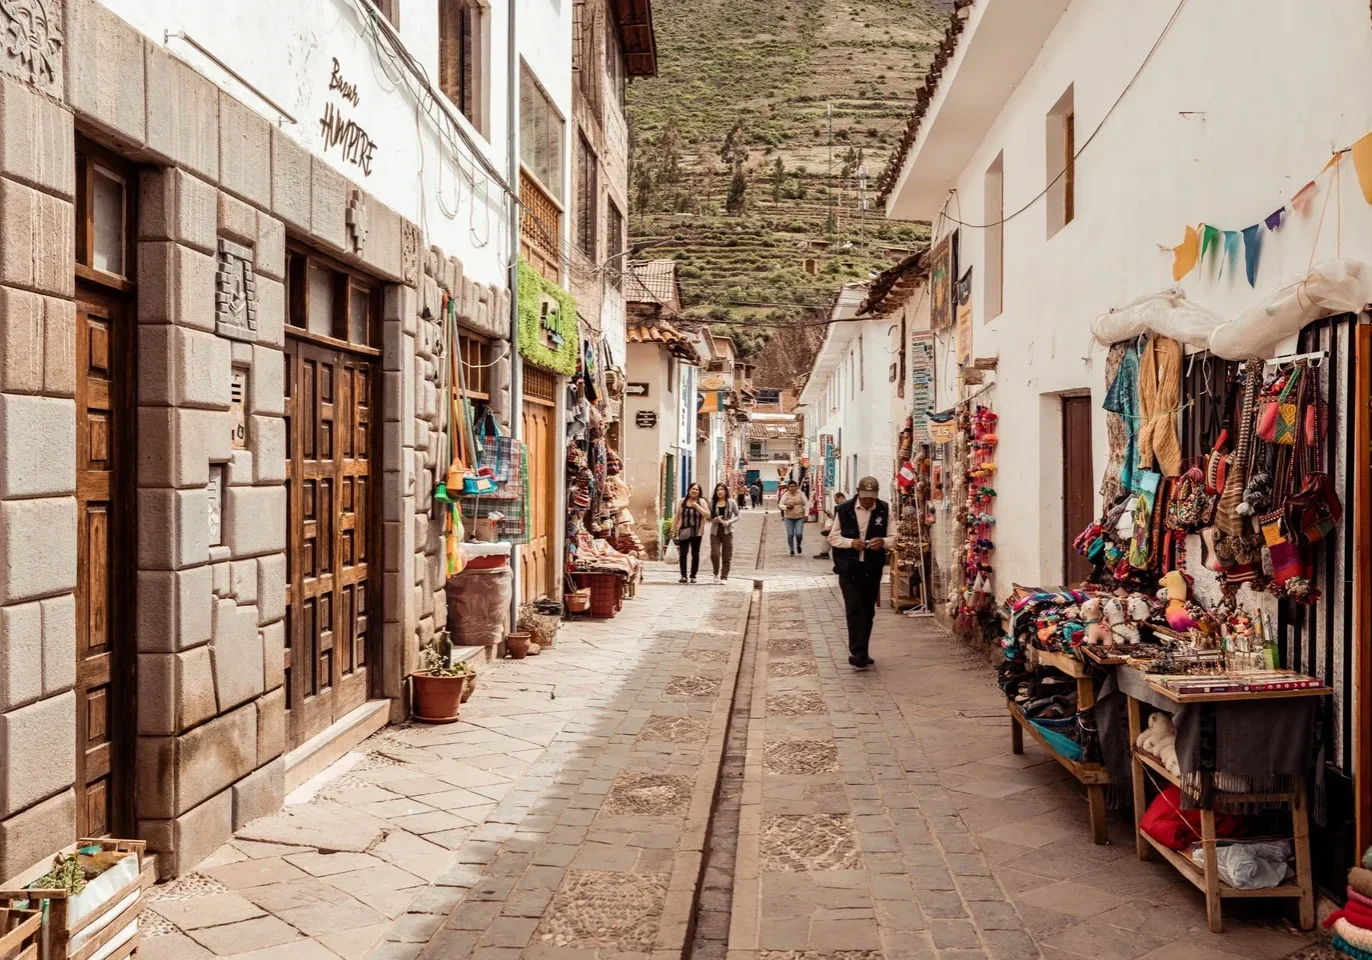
[626,0,941,347]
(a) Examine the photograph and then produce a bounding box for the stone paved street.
[138,507,1320,959]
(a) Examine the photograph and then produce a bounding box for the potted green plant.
[411,633,472,723]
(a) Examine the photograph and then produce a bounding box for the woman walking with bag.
[708,483,739,582]
[779,480,809,556]
[672,483,710,583]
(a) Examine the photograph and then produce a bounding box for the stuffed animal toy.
[1079,597,1107,645]
[1126,594,1153,628]
[1103,597,1134,645]
[1159,570,1199,632]
[1136,711,1180,774]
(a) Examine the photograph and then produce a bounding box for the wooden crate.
[0,839,155,960]
[0,907,41,960]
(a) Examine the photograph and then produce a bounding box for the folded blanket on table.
[1351,868,1372,901]
[1335,919,1372,956]
[1325,893,1372,932]
[1334,935,1372,960]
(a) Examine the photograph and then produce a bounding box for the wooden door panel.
[286,338,375,748]
[520,400,556,602]
[75,288,130,839]
[1062,396,1095,585]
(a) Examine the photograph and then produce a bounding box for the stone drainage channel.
[686,579,761,960]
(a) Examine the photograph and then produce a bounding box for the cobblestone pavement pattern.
[138,504,1320,960]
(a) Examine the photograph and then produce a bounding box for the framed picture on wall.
[929,230,958,330]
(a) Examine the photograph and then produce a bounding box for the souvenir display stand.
[892,422,935,612]
[563,339,643,618]
[1009,646,1110,844]
[1122,671,1326,933]
[995,335,1341,936]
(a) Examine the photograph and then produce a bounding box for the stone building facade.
[0,0,526,882]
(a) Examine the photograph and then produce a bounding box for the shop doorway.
[520,367,558,602]
[282,244,381,749]
[75,284,134,838]
[1061,395,1094,584]
[283,339,376,747]
[73,139,137,839]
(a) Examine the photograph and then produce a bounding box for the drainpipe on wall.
[506,0,523,626]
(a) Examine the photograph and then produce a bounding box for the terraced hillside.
[626,0,943,358]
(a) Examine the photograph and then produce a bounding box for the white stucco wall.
[100,0,573,288]
[802,317,896,500]
[624,342,673,554]
[898,0,1372,589]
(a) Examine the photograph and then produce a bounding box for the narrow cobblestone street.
[139,507,1319,960]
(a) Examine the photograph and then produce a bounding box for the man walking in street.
[828,477,888,669]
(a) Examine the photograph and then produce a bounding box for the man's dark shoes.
[864,657,876,667]
[849,655,867,669]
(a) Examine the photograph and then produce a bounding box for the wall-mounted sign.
[626,382,649,396]
[215,239,258,342]
[635,410,658,428]
[320,59,377,177]
[230,370,247,448]
[328,57,361,107]
[910,332,935,444]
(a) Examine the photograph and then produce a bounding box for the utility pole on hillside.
[826,102,836,236]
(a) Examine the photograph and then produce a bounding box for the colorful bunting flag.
[1352,131,1372,204]
[1264,208,1285,231]
[1171,225,1200,281]
[1200,224,1220,268]
[1221,230,1240,278]
[1241,224,1262,287]
[1290,180,1318,215]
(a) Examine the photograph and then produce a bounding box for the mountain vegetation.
[626,0,943,361]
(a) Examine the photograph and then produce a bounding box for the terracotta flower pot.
[411,671,468,723]
[506,632,533,659]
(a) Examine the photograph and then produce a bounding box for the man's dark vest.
[831,498,889,577]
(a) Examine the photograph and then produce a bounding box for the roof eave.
[610,0,659,77]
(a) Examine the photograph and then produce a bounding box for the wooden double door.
[283,338,377,749]
[520,396,557,602]
[74,283,134,838]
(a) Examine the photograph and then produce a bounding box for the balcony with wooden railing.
[520,170,562,282]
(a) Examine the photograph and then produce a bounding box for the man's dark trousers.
[839,565,883,660]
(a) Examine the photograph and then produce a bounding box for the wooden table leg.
[1292,783,1315,930]
[1126,696,1150,860]
[1011,714,1024,755]
[1200,808,1223,933]
[1087,783,1108,845]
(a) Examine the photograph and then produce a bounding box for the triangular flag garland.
[1171,225,1199,281]
[1241,224,1262,288]
[1167,127,1372,284]
[1220,230,1241,278]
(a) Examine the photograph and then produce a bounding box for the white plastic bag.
[1208,259,1371,359]
[1091,288,1225,350]
[664,540,679,563]
[1190,840,1293,889]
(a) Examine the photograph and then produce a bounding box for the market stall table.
[1118,663,1328,933]
[1008,647,1111,845]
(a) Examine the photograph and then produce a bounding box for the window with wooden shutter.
[574,132,598,259]
[438,0,487,134]
[606,201,624,290]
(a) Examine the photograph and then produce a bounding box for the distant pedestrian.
[779,480,809,556]
[736,485,747,511]
[672,483,709,583]
[708,482,738,583]
[828,477,888,669]
[814,492,846,559]
[749,482,762,508]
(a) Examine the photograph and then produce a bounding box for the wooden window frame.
[457,327,493,401]
[574,131,598,259]
[285,243,383,355]
[1063,109,1076,226]
[438,0,488,135]
[605,24,627,110]
[520,66,565,204]
[606,200,624,290]
[373,0,400,29]
[75,135,137,293]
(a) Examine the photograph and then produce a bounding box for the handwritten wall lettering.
[328,57,360,106]
[319,102,377,176]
